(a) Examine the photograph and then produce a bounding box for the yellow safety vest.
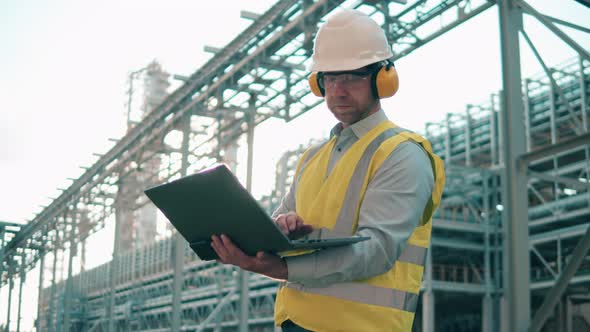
[274,120,445,332]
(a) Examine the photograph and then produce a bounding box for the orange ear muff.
[308,72,325,97]
[374,61,399,99]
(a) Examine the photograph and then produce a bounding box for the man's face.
[321,68,380,127]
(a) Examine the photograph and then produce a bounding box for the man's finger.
[211,235,229,260]
[276,218,289,234]
[295,218,303,229]
[211,238,226,262]
[286,214,298,231]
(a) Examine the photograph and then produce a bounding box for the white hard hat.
[308,9,394,72]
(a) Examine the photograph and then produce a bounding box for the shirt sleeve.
[285,141,435,287]
[271,182,296,219]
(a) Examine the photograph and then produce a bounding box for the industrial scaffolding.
[1,0,589,331]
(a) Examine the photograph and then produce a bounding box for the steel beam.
[531,274,590,290]
[16,257,24,332]
[528,225,590,332]
[48,232,59,332]
[195,288,238,332]
[36,251,45,332]
[107,209,122,332]
[0,0,303,273]
[517,0,590,61]
[580,57,589,131]
[528,171,590,190]
[530,245,557,279]
[482,177,495,332]
[520,29,583,135]
[433,218,486,233]
[519,132,590,166]
[430,281,487,293]
[498,1,530,331]
[431,238,486,251]
[171,113,191,332]
[238,95,257,332]
[5,262,14,332]
[63,215,77,332]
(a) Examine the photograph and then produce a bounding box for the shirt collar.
[330,109,388,139]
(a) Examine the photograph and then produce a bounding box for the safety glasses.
[319,70,373,90]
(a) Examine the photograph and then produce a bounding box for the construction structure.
[1,0,589,331]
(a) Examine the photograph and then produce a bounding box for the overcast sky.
[1,0,589,330]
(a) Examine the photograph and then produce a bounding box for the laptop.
[144,164,369,260]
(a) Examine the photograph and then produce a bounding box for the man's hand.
[274,212,314,239]
[211,234,288,280]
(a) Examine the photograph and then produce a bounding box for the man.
[211,9,445,332]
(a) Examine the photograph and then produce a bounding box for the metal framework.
[1,0,589,331]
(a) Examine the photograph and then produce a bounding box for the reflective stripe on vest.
[287,281,420,312]
[295,127,406,239]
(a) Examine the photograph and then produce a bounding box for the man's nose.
[329,80,348,96]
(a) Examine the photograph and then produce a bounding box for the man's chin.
[332,113,359,125]
[330,106,355,116]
